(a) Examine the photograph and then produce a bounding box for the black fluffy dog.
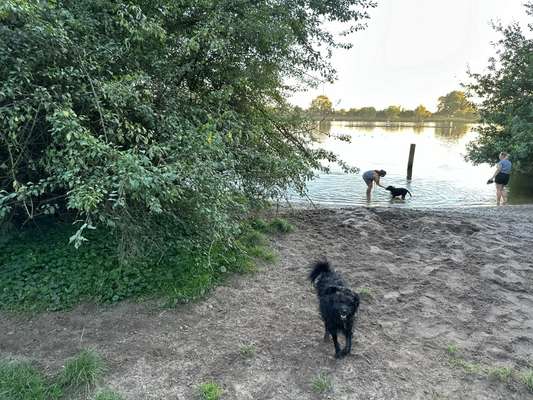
[385,185,412,200]
[309,260,360,358]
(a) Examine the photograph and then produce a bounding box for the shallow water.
[289,121,527,208]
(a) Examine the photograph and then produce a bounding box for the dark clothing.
[495,172,510,186]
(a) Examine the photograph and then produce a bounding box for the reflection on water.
[509,172,533,204]
[317,120,332,134]
[412,124,424,134]
[309,121,332,143]
[289,121,531,208]
[434,122,470,141]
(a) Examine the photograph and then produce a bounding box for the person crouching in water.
[489,152,512,206]
[362,169,387,201]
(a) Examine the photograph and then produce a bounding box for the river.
[289,121,531,208]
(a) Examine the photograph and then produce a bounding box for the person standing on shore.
[362,169,387,201]
[488,152,512,206]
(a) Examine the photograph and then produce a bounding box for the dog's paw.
[335,349,351,359]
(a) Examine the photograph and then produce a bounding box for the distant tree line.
[305,91,478,122]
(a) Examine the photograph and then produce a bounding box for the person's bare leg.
[502,185,508,205]
[496,184,502,206]
[366,182,372,201]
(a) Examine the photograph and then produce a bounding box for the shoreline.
[281,201,533,216]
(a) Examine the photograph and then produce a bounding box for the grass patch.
[198,382,223,400]
[0,359,60,400]
[311,372,333,394]
[358,287,373,299]
[445,345,533,392]
[246,245,277,262]
[268,218,294,233]
[60,349,105,392]
[239,344,256,359]
[250,217,294,234]
[446,345,484,375]
[445,343,458,356]
[240,229,267,247]
[521,369,533,392]
[250,218,269,232]
[449,357,484,375]
[93,389,124,400]
[238,224,278,263]
[0,351,123,400]
[488,366,513,383]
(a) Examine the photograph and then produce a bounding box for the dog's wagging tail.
[309,260,331,283]
[309,260,360,359]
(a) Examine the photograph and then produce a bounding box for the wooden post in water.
[407,143,416,180]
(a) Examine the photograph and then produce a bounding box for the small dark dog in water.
[385,185,412,200]
[309,260,360,358]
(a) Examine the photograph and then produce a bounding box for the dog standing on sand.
[309,260,360,359]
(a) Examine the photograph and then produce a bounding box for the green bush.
[0,0,367,318]
[0,219,273,311]
[465,2,533,172]
[0,0,369,252]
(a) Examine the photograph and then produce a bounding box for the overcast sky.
[289,0,530,111]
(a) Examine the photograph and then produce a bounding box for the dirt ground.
[2,206,533,399]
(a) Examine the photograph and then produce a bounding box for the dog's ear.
[352,293,360,311]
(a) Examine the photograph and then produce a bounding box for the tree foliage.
[384,105,401,120]
[436,90,477,119]
[465,1,533,172]
[414,105,431,121]
[0,0,375,248]
[309,95,333,118]
[358,107,377,119]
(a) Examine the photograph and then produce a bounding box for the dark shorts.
[495,172,510,185]
[363,176,373,185]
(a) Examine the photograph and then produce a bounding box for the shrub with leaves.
[0,0,372,253]
[0,216,278,311]
[465,1,533,172]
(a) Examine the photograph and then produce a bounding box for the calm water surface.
[289,121,511,208]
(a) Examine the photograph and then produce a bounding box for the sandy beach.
[1,205,533,399]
